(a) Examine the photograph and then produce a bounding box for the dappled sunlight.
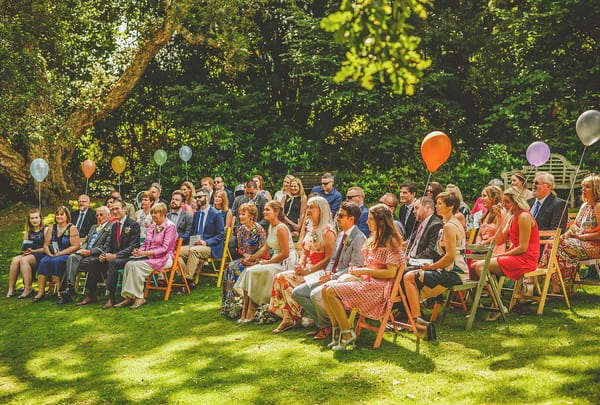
[26,344,88,382]
[0,365,26,397]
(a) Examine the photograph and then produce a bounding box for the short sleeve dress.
[329,246,404,319]
[21,227,47,264]
[497,210,540,280]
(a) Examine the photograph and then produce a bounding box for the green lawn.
[1,205,599,404]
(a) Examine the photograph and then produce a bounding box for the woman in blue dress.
[33,206,80,302]
[6,209,47,299]
[221,203,266,317]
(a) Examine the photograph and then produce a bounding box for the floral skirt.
[269,270,305,320]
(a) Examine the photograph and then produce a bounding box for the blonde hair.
[290,176,306,197]
[445,184,464,203]
[150,202,168,216]
[582,174,600,203]
[214,190,229,212]
[504,186,530,210]
[306,196,334,247]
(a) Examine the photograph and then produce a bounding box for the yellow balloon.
[111,156,126,174]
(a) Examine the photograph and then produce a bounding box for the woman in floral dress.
[221,203,266,317]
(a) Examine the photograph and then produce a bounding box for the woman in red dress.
[322,204,404,351]
[472,186,539,319]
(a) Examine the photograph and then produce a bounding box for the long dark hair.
[366,204,403,252]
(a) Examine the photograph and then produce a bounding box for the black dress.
[284,196,301,232]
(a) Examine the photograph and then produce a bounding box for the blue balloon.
[30,158,49,182]
[179,146,192,162]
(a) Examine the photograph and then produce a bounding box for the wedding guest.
[109,190,137,220]
[475,186,507,255]
[539,174,600,293]
[213,190,234,228]
[404,192,468,338]
[71,194,95,240]
[511,171,534,201]
[446,184,473,231]
[33,206,81,302]
[234,201,297,322]
[311,173,343,216]
[180,181,197,213]
[472,186,540,319]
[529,172,568,231]
[282,176,307,238]
[214,176,234,209]
[274,174,294,204]
[6,209,47,299]
[221,203,266,317]
[345,186,370,237]
[253,174,273,201]
[399,181,418,236]
[149,182,169,206]
[136,191,156,238]
[115,203,177,309]
[269,196,336,333]
[322,204,404,350]
[167,190,193,243]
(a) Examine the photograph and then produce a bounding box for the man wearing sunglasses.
[310,172,342,216]
[528,172,568,231]
[59,205,112,304]
[345,186,370,237]
[398,181,417,237]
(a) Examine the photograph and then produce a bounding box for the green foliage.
[321,0,432,94]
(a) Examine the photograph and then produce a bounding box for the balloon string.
[559,145,587,228]
[404,171,433,259]
[85,178,89,195]
[38,182,41,212]
[118,174,121,195]
[159,165,162,187]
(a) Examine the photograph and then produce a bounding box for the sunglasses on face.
[346,195,359,200]
[321,182,331,185]
[194,195,207,199]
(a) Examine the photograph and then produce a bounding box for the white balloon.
[30,158,49,182]
[576,109,600,146]
[179,146,192,162]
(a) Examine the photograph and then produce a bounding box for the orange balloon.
[111,156,126,174]
[81,160,96,179]
[421,131,452,173]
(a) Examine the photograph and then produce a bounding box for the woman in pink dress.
[322,204,404,351]
[269,196,336,333]
[472,186,539,319]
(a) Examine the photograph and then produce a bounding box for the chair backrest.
[539,228,561,267]
[221,227,232,260]
[170,238,184,271]
[466,242,495,283]
[468,228,478,244]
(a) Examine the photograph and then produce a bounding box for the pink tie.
[331,233,348,273]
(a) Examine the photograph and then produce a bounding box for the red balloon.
[421,131,452,173]
[81,160,96,179]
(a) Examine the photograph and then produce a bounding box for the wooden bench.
[501,153,589,208]
[293,171,338,191]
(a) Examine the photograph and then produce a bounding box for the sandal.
[414,317,436,341]
[332,329,356,351]
[271,319,296,334]
[18,290,36,299]
[327,326,340,349]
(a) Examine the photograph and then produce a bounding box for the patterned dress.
[136,209,153,239]
[540,202,600,283]
[329,246,404,320]
[269,223,336,320]
[221,223,266,316]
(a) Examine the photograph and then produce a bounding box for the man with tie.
[528,172,568,231]
[72,194,96,241]
[178,188,225,288]
[87,199,140,308]
[407,197,443,262]
[58,206,112,304]
[292,201,366,339]
[399,181,418,238]
[167,190,193,243]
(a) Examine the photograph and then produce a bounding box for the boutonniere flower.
[155,225,164,233]
[123,226,131,235]
[344,237,352,247]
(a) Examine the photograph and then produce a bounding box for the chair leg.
[509,278,522,311]
[556,266,571,309]
[373,312,390,349]
[354,315,366,339]
[430,302,440,323]
[488,275,507,323]
[537,272,552,315]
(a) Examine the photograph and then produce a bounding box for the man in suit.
[529,172,568,231]
[72,194,96,241]
[345,186,370,237]
[178,188,225,287]
[399,181,418,237]
[310,172,343,216]
[407,197,443,262]
[109,190,136,220]
[231,179,268,231]
[58,205,112,304]
[292,201,366,339]
[214,175,234,209]
[87,198,140,308]
[167,190,193,244]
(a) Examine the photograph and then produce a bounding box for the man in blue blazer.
[178,188,225,286]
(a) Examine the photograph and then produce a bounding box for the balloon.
[526,141,551,167]
[154,149,168,166]
[576,109,600,146]
[30,158,49,182]
[179,146,192,162]
[421,131,452,173]
[111,156,126,174]
[81,160,96,179]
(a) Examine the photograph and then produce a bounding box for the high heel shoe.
[327,327,340,349]
[332,329,356,351]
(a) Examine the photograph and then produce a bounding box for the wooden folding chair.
[436,242,507,330]
[195,227,232,287]
[509,229,570,314]
[144,238,188,301]
[354,263,421,349]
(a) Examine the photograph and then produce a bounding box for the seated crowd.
[6,171,600,348]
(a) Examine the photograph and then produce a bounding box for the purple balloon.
[526,141,551,167]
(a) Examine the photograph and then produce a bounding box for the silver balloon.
[576,109,600,146]
[179,146,192,162]
[30,158,49,182]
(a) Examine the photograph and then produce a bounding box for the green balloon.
[153,149,168,166]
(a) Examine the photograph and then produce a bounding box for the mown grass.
[1,204,599,404]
